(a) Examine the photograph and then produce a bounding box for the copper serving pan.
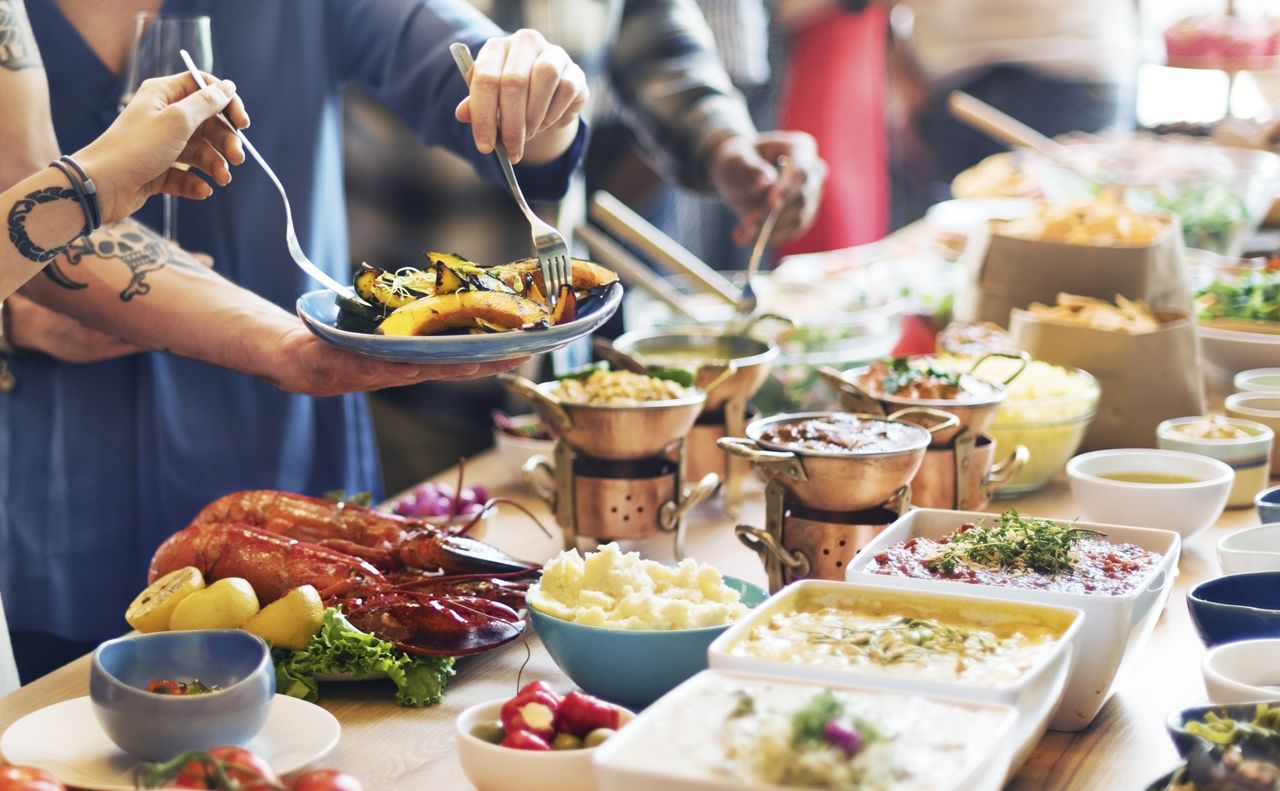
[818,352,1029,446]
[717,409,958,511]
[499,373,706,461]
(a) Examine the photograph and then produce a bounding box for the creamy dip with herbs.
[731,598,1059,687]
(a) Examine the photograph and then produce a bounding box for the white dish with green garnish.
[593,670,1017,791]
[846,508,1181,732]
[708,580,1082,775]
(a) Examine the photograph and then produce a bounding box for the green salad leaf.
[273,608,456,707]
[1197,270,1280,324]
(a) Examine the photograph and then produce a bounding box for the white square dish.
[592,670,1017,791]
[707,579,1083,772]
[845,508,1182,731]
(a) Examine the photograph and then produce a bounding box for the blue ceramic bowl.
[1188,572,1280,647]
[90,630,275,760]
[1258,485,1280,524]
[528,577,767,710]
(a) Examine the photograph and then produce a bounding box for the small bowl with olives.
[454,683,634,791]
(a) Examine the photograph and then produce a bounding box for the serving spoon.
[178,49,355,299]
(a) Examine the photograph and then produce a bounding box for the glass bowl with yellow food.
[929,356,1100,495]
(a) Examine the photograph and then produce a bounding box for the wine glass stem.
[162,194,177,241]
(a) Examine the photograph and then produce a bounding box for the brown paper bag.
[956,216,1193,327]
[1009,307,1205,451]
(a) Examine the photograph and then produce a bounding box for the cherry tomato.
[287,769,365,791]
[172,747,280,790]
[0,765,66,791]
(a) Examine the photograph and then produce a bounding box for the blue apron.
[2,0,581,640]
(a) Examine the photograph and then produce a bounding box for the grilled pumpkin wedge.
[490,259,619,292]
[354,264,435,310]
[376,291,550,336]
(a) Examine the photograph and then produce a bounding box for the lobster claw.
[344,595,526,657]
[398,531,542,575]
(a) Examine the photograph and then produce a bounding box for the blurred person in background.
[889,0,1140,227]
[2,0,589,682]
[773,0,889,255]
[346,0,829,489]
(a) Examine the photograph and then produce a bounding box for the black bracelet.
[60,155,101,231]
[48,159,94,239]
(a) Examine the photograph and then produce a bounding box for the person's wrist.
[68,144,123,224]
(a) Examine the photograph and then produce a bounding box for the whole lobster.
[150,491,541,656]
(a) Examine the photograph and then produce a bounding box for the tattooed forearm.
[43,218,210,301]
[0,0,41,71]
[8,186,78,263]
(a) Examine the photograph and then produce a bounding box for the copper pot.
[608,326,779,412]
[818,352,1028,446]
[911,434,1030,511]
[500,374,706,461]
[717,409,958,512]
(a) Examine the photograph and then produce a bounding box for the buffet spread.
[4,132,1280,791]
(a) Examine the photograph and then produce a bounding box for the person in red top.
[775,0,888,257]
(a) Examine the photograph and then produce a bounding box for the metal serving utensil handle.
[716,437,808,482]
[592,338,649,374]
[885,407,962,438]
[448,43,537,225]
[699,361,739,399]
[178,50,354,299]
[498,373,573,433]
[816,366,885,416]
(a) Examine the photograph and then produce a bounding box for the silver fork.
[448,42,569,306]
[178,50,355,300]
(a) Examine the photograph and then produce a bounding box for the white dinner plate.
[0,695,339,790]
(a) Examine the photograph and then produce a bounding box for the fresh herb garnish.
[791,691,845,746]
[880,357,962,396]
[927,509,1102,575]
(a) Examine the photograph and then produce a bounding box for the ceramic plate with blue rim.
[296,281,623,364]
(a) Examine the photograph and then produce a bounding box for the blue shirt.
[3,0,584,640]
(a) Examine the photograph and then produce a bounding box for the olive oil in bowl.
[1099,472,1203,485]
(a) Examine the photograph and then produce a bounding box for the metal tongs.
[178,50,354,299]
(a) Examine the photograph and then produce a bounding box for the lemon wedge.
[169,577,260,631]
[242,585,325,651]
[125,567,205,633]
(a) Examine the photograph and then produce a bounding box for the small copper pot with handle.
[911,433,1030,511]
[817,352,1029,446]
[717,409,959,512]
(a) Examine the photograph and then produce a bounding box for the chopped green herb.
[791,692,844,747]
[880,357,962,396]
[927,509,1101,575]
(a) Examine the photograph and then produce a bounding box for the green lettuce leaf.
[272,608,455,707]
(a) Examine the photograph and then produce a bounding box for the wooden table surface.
[0,450,1263,790]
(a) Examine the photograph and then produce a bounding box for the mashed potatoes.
[529,544,748,630]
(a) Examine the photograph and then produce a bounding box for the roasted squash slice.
[376,291,550,337]
[490,259,618,292]
[550,285,577,325]
[354,264,432,310]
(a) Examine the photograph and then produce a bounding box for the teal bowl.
[528,577,767,709]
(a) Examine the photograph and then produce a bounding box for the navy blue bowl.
[1188,572,1280,647]
[90,630,275,760]
[1258,485,1280,524]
